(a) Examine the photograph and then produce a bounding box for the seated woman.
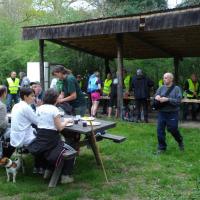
[27,88,77,184]
[10,88,46,173]
[10,88,38,148]
[0,85,15,158]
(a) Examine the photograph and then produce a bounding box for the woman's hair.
[52,65,72,75]
[0,85,7,97]
[20,88,34,100]
[43,89,59,105]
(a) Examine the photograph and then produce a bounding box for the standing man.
[154,72,184,153]
[183,73,200,121]
[5,71,20,112]
[132,69,154,123]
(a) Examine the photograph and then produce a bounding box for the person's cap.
[136,69,143,76]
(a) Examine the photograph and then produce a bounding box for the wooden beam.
[174,57,180,84]
[105,58,110,76]
[116,34,124,119]
[39,39,45,89]
[130,33,174,57]
[47,39,112,59]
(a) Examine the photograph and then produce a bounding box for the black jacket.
[132,75,154,99]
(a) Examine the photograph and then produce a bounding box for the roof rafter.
[47,39,113,59]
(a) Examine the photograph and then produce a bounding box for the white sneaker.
[43,169,52,179]
[61,175,74,184]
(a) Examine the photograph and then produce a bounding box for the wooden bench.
[96,133,126,143]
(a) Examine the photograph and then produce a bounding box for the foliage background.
[0,0,200,86]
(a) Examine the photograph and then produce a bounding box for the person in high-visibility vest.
[123,69,131,94]
[5,71,20,112]
[76,75,83,90]
[158,79,164,88]
[183,73,200,121]
[102,73,112,114]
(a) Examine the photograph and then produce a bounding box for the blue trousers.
[6,94,19,112]
[157,111,183,150]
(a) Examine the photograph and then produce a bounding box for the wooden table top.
[63,116,116,134]
[181,99,200,103]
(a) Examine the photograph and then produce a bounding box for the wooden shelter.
[22,5,200,118]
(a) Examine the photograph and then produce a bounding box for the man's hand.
[155,95,161,101]
[159,97,169,103]
[56,98,64,104]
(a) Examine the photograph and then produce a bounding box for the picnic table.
[181,98,200,103]
[100,95,135,100]
[48,116,126,187]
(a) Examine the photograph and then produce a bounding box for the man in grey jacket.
[154,72,184,153]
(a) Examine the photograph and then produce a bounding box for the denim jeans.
[157,111,183,150]
[6,94,19,112]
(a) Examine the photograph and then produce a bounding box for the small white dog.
[0,157,21,183]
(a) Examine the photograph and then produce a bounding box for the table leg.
[48,160,64,188]
[88,132,101,165]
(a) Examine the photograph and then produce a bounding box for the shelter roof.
[22,5,200,59]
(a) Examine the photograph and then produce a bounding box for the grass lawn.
[0,121,200,200]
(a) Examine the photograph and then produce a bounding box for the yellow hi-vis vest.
[186,79,199,98]
[103,79,112,95]
[158,79,164,87]
[7,77,20,94]
[124,75,131,91]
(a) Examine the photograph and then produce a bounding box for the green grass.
[1,121,200,200]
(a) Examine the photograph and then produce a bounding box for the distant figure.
[102,73,112,114]
[131,69,154,123]
[19,72,30,88]
[158,79,164,88]
[87,71,101,117]
[5,71,20,112]
[183,73,200,121]
[123,69,131,96]
[76,75,83,90]
[30,82,43,111]
[108,73,118,118]
[50,78,58,90]
[154,72,184,154]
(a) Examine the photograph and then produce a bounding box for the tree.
[85,0,168,17]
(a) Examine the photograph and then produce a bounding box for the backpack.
[87,74,99,93]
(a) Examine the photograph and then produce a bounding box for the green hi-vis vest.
[124,75,131,91]
[7,77,19,94]
[159,79,164,87]
[103,79,112,95]
[186,79,199,98]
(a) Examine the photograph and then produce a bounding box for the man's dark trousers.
[157,111,183,150]
[135,98,148,121]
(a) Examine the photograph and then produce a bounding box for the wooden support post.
[105,58,110,76]
[116,34,124,119]
[39,39,45,90]
[174,57,180,84]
